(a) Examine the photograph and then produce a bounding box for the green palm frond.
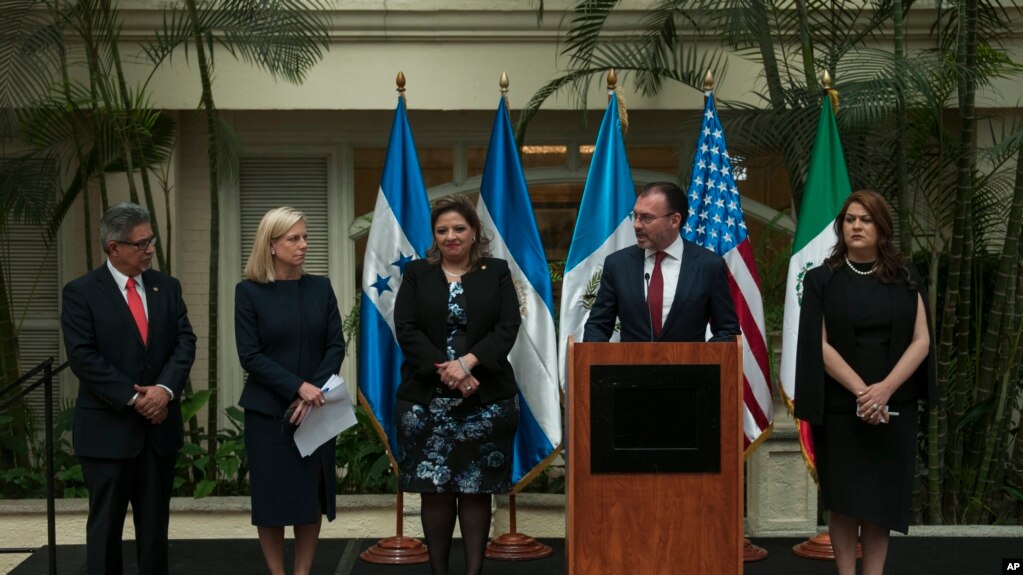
[144,0,330,85]
[982,109,1023,167]
[0,0,62,138]
[515,37,726,145]
[0,157,56,228]
[561,0,623,68]
[589,41,727,96]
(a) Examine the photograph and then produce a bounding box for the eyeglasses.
[630,211,677,225]
[115,237,158,251]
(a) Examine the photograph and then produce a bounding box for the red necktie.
[648,251,667,339]
[126,277,148,345]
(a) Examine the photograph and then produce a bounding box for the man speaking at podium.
[584,181,739,343]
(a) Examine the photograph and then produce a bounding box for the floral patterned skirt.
[396,393,518,494]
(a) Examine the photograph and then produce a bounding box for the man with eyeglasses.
[584,181,739,343]
[61,202,196,575]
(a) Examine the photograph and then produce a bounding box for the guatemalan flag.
[682,92,774,453]
[477,95,563,488]
[358,96,432,457]
[558,94,637,386]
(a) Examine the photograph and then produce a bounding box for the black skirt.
[396,393,518,494]
[813,401,920,534]
[245,409,336,526]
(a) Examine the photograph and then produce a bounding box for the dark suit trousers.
[79,440,176,575]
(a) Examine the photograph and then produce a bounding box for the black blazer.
[394,257,521,405]
[793,263,938,426]
[61,265,196,459]
[583,240,740,343]
[235,275,345,417]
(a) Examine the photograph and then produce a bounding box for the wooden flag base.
[792,532,862,560]
[743,538,768,562]
[360,536,430,564]
[485,493,552,560]
[360,492,429,564]
[486,532,553,560]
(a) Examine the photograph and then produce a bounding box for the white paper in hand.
[294,374,357,457]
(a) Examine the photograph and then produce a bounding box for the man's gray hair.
[100,203,151,253]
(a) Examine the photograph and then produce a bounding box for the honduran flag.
[358,95,432,457]
[557,94,637,387]
[477,95,562,489]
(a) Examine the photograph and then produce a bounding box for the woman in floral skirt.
[394,195,521,575]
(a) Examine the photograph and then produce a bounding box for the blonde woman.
[235,207,345,575]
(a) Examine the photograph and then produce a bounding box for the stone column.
[745,402,818,537]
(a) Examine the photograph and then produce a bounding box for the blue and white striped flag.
[358,96,432,457]
[558,94,637,386]
[477,95,562,488]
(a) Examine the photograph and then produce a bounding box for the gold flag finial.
[500,72,510,110]
[396,71,406,95]
[703,70,714,91]
[607,69,618,90]
[821,70,839,111]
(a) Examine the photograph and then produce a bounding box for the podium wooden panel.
[567,339,743,575]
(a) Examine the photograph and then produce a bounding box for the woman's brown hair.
[825,190,912,285]
[424,195,491,269]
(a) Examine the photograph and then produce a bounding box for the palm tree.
[1,0,177,472]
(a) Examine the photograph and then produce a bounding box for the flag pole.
[790,69,862,564]
[485,71,554,561]
[358,69,431,568]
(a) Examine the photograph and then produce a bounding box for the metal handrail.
[0,357,70,575]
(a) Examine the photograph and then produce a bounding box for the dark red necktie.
[126,277,148,345]
[648,251,667,339]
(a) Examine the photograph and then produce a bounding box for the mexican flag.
[779,93,851,474]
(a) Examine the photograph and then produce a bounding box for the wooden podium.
[567,338,743,575]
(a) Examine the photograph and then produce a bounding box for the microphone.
[645,272,654,342]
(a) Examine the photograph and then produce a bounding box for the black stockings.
[420,493,492,575]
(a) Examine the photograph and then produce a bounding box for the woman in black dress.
[795,190,936,575]
[394,195,521,575]
[235,207,345,575]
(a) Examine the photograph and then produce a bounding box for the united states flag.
[682,93,774,453]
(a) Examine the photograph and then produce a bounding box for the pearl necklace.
[441,266,468,278]
[845,257,877,276]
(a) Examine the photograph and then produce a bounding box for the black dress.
[235,276,345,526]
[809,261,922,533]
[395,280,518,494]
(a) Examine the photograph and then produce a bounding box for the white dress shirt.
[106,261,174,403]
[643,235,685,330]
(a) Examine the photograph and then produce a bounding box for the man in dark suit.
[584,181,740,343]
[61,203,196,575]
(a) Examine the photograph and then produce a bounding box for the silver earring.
[271,250,276,256]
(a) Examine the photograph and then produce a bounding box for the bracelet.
[457,356,472,377]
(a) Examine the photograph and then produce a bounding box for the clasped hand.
[133,385,169,424]
[434,361,478,398]
[855,382,894,425]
